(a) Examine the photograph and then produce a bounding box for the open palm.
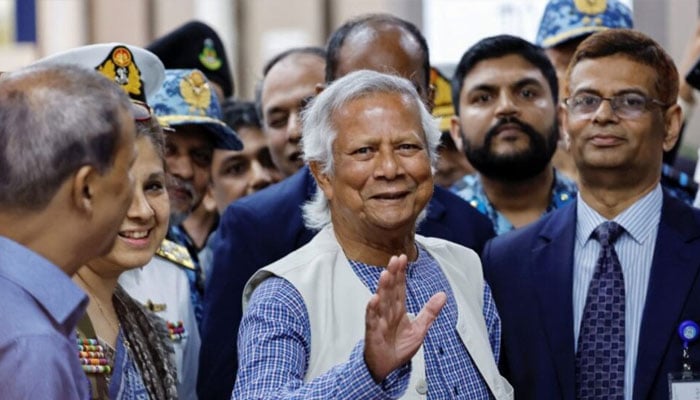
[364,254,447,383]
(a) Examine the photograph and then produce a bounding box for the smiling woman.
[73,116,178,400]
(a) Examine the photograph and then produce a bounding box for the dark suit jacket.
[197,165,496,400]
[482,192,700,400]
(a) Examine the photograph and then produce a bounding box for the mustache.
[484,116,539,144]
[166,175,196,199]
[463,115,559,182]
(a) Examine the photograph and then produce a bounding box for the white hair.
[301,69,441,230]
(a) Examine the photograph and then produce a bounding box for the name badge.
[669,321,700,400]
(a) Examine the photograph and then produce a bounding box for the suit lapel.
[633,194,700,400]
[427,187,447,221]
[423,194,450,239]
[531,203,578,400]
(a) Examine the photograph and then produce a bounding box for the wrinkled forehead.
[329,91,425,144]
[333,89,419,113]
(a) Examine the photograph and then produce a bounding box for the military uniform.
[149,67,243,328]
[119,239,201,400]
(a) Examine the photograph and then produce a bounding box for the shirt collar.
[0,236,88,333]
[576,184,663,246]
[348,245,429,282]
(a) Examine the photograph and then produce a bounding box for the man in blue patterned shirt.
[234,71,512,399]
[450,35,577,235]
[0,64,137,399]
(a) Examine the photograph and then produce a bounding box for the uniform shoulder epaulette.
[156,239,196,271]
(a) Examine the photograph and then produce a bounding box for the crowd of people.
[2,0,700,399]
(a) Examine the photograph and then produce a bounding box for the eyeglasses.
[564,93,668,119]
[130,100,153,122]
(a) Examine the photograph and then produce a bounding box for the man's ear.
[449,116,464,153]
[202,184,218,214]
[72,165,96,214]
[662,103,682,152]
[309,161,333,201]
[425,83,436,113]
[558,103,572,151]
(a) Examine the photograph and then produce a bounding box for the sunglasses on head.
[130,100,153,122]
[130,100,176,133]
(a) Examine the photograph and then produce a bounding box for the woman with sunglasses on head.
[73,105,178,400]
[119,103,202,399]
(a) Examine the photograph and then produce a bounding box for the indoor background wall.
[2,0,699,159]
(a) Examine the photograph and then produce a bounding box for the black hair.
[222,99,262,131]
[451,34,558,115]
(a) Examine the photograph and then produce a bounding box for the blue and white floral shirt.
[451,170,577,235]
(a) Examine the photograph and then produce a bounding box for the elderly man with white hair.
[233,70,512,400]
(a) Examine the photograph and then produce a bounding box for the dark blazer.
[197,165,496,400]
[482,192,700,400]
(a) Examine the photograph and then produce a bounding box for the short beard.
[166,175,201,226]
[463,116,558,182]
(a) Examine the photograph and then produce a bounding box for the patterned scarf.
[113,285,179,399]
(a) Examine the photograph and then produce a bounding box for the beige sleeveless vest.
[244,225,513,399]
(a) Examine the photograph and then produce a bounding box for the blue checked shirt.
[234,245,500,399]
[451,169,577,235]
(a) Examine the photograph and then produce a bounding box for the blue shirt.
[573,185,662,400]
[108,330,150,399]
[0,236,89,399]
[451,170,577,235]
[661,163,697,205]
[167,224,204,325]
[234,245,500,399]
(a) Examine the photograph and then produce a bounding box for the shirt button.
[415,378,428,395]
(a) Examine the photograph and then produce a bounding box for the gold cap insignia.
[96,45,144,101]
[574,0,607,15]
[179,69,211,115]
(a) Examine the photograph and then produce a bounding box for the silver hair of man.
[301,69,441,231]
[0,63,133,210]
